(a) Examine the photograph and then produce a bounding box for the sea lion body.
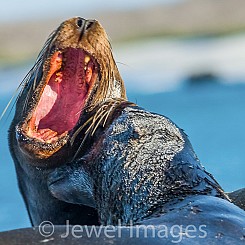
[49,106,245,243]
[11,153,98,226]
[8,17,245,243]
[50,105,226,220]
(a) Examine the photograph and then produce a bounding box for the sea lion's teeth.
[85,66,93,83]
[55,72,62,83]
[84,55,90,64]
[84,66,87,71]
[46,137,58,144]
[56,51,63,63]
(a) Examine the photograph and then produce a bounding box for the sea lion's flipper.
[227,188,245,211]
[48,163,96,208]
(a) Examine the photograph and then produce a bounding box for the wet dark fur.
[49,105,245,243]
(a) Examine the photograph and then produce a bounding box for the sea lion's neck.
[92,107,227,225]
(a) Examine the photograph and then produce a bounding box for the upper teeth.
[84,55,90,64]
[55,72,62,83]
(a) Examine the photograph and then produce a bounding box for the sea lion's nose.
[76,18,95,33]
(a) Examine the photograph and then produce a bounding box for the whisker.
[0,79,26,121]
[116,61,129,67]
[4,94,22,123]
[72,132,89,161]
[102,100,118,127]
[23,87,32,113]
[32,61,42,91]
[74,103,108,139]
[70,116,93,146]
[0,28,56,122]
[71,98,132,160]
[72,105,110,159]
[84,110,104,136]
[91,110,109,136]
[72,100,114,144]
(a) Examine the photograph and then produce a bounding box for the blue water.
[0,95,30,232]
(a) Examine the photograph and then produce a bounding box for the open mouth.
[24,48,98,144]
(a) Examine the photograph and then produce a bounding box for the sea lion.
[9,17,126,226]
[8,17,245,243]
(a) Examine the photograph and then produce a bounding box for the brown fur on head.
[11,17,127,162]
[48,17,127,107]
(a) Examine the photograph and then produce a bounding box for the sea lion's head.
[11,17,126,166]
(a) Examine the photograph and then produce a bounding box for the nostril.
[85,20,94,30]
[76,18,85,28]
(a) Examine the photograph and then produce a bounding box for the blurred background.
[0,0,245,232]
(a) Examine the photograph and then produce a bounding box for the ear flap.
[48,163,96,208]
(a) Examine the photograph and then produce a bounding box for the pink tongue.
[34,48,90,135]
[37,76,87,134]
[34,85,57,126]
